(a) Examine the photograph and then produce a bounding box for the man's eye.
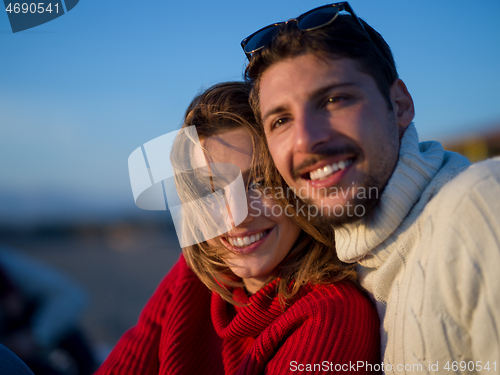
[326,95,348,105]
[270,117,290,130]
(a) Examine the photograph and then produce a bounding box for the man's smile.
[308,157,355,181]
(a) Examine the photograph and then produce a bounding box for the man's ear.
[391,79,415,137]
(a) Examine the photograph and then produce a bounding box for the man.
[243,3,500,374]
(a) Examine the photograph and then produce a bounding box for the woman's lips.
[220,228,273,255]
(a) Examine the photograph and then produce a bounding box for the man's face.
[259,54,410,225]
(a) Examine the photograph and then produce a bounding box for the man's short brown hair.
[245,15,398,120]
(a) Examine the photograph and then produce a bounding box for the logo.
[128,127,248,247]
[4,0,79,33]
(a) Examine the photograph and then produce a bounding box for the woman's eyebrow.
[206,168,252,190]
[202,163,263,189]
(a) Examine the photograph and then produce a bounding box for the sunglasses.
[241,2,371,60]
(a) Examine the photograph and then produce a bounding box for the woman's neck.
[243,276,270,295]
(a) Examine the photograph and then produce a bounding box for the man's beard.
[304,115,400,229]
[305,174,384,230]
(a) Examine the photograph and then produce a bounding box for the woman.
[96,82,380,374]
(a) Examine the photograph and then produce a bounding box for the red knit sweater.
[95,255,380,374]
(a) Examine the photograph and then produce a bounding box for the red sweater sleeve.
[95,260,379,375]
[239,282,380,374]
[95,256,187,375]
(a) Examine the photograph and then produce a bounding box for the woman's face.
[201,128,302,294]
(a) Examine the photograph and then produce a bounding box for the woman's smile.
[202,128,301,293]
[220,227,273,255]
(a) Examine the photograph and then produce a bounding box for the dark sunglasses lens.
[244,25,280,54]
[297,6,339,30]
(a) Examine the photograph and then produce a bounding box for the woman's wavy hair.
[173,81,355,306]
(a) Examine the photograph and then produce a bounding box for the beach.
[1,223,181,361]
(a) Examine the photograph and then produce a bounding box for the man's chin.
[304,197,378,227]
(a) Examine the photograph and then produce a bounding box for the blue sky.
[1,0,500,224]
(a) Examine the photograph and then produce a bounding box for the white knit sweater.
[335,123,500,374]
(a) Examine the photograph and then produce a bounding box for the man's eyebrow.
[262,105,288,124]
[261,82,357,124]
[310,82,357,102]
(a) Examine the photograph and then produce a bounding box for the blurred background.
[1,0,499,369]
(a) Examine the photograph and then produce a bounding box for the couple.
[98,2,500,374]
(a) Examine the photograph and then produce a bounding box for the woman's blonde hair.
[174,81,355,306]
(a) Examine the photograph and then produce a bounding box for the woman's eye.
[249,177,265,190]
[214,188,225,196]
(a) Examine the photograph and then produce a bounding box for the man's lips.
[296,154,357,181]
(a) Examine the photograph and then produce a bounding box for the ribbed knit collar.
[334,123,470,268]
[211,280,308,340]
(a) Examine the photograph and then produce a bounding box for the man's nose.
[293,109,331,154]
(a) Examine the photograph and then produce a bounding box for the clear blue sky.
[1,0,500,224]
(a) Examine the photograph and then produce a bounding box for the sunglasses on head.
[241,2,371,60]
